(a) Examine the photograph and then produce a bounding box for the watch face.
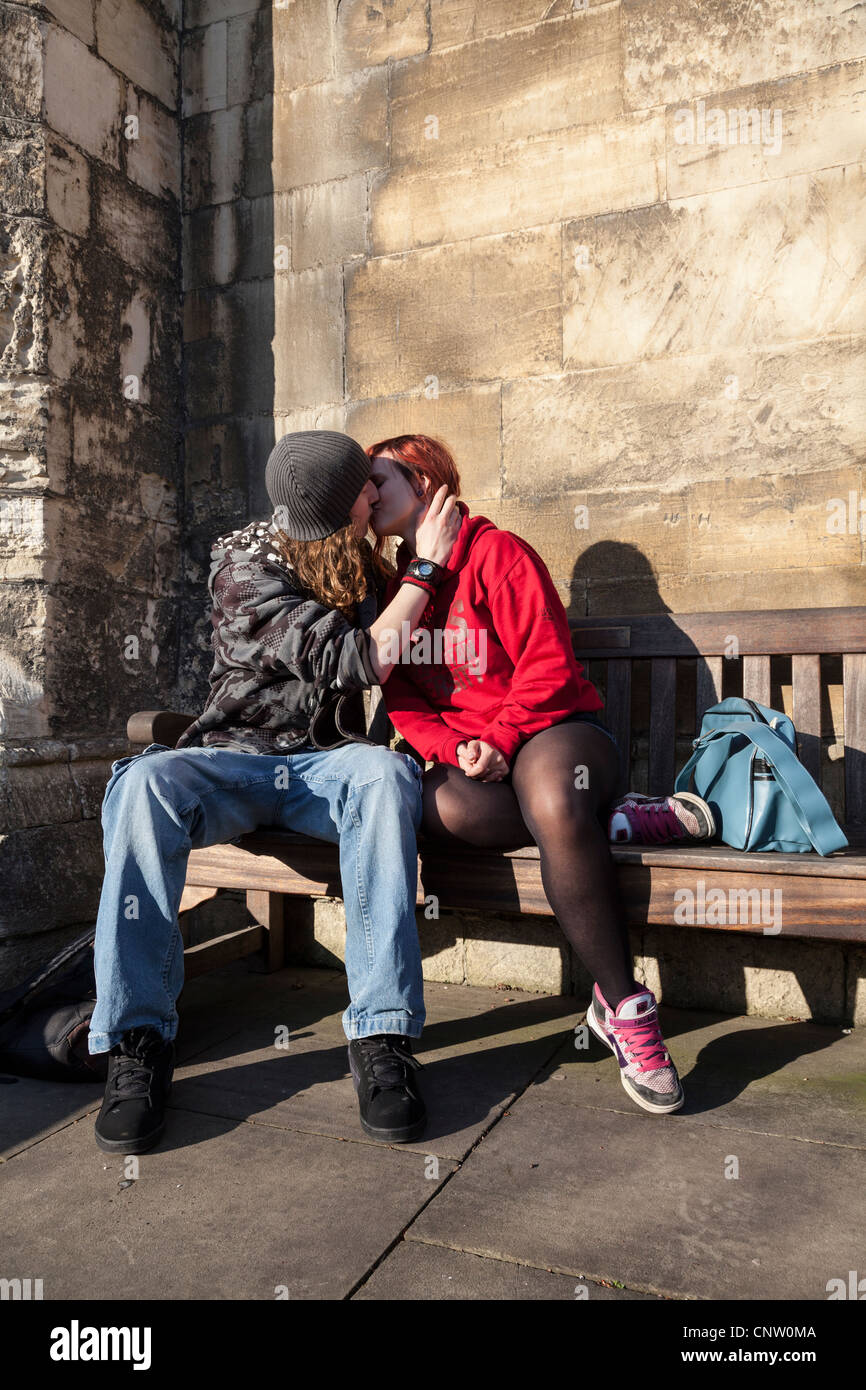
[418,562,433,576]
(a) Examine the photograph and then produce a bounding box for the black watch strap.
[404,557,445,586]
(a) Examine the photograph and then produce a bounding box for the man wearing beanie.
[89,430,460,1154]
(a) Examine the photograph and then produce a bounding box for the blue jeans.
[88,741,426,1052]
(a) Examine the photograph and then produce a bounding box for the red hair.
[365,434,462,568]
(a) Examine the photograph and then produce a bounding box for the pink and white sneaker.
[607,791,715,845]
[586,983,684,1114]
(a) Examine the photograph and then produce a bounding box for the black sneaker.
[94,1026,175,1154]
[348,1035,426,1143]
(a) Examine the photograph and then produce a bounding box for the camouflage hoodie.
[175,515,384,756]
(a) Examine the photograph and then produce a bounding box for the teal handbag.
[674,697,848,856]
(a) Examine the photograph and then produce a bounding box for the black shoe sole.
[357,1113,427,1144]
[94,1118,167,1154]
[94,1078,173,1154]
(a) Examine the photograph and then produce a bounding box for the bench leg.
[246,890,286,972]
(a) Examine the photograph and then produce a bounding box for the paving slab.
[549,1006,866,1148]
[0,1103,456,1300]
[407,1082,866,1300]
[170,972,575,1159]
[0,1076,101,1163]
[354,1237,664,1300]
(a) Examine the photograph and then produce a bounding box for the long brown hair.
[271,522,395,622]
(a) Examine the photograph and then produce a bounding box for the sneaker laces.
[623,799,692,843]
[357,1037,422,1093]
[607,1011,671,1073]
[108,1028,166,1101]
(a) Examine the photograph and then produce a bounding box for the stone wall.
[0,0,182,983]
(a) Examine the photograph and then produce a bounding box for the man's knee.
[349,746,422,821]
[104,749,192,814]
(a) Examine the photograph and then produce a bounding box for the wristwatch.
[401,556,445,595]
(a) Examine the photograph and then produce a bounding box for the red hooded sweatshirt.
[380,501,603,766]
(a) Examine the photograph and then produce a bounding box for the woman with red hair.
[366,433,706,1116]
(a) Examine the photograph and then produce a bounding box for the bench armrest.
[126,710,197,747]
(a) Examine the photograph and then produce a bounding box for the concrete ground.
[1,962,864,1301]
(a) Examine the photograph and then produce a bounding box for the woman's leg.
[509,722,637,1009]
[420,724,638,1010]
[419,761,533,850]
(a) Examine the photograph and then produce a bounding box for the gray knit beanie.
[265,430,371,541]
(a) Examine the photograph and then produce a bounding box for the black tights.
[419,722,638,1010]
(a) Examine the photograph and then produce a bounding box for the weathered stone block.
[292,174,367,271]
[44,24,123,166]
[463,910,569,993]
[587,564,866,620]
[0,119,46,218]
[226,10,272,107]
[46,133,90,236]
[667,61,866,201]
[273,0,334,90]
[271,69,388,190]
[0,581,48,738]
[431,0,608,50]
[0,9,43,122]
[22,0,95,46]
[94,165,177,283]
[346,226,561,398]
[687,468,862,577]
[182,20,227,117]
[0,820,103,937]
[96,0,179,110]
[347,383,501,500]
[3,757,81,830]
[124,86,181,202]
[623,0,866,110]
[335,0,428,74]
[638,923,845,1023]
[183,192,290,289]
[70,402,179,513]
[0,219,52,378]
[503,337,866,495]
[564,164,866,368]
[0,379,51,493]
[184,419,254,491]
[184,105,244,209]
[372,110,665,254]
[184,0,267,29]
[391,6,620,168]
[273,266,344,411]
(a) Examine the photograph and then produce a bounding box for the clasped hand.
[456,738,509,781]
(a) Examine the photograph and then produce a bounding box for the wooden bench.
[126,606,866,983]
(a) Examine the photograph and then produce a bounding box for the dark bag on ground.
[0,928,107,1082]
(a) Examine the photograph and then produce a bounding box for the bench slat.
[742,655,771,705]
[696,656,723,724]
[570,607,866,659]
[649,658,676,795]
[604,659,631,798]
[843,652,866,824]
[791,654,822,784]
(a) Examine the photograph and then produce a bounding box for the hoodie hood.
[211,516,282,567]
[395,500,497,576]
